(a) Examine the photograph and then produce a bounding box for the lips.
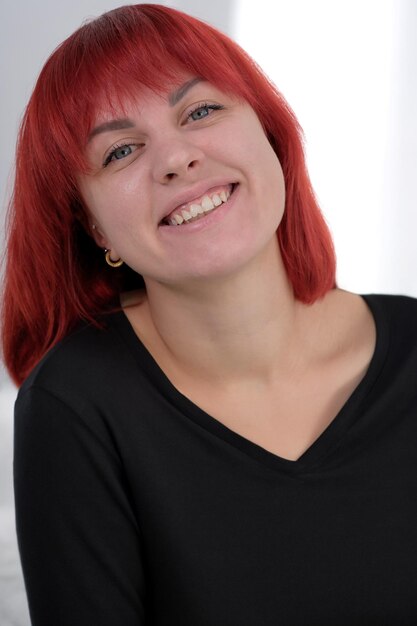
[159,182,236,226]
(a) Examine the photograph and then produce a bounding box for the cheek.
[78,180,132,235]
[78,180,106,222]
[251,135,286,209]
[238,116,284,188]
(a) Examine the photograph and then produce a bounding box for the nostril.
[161,155,200,182]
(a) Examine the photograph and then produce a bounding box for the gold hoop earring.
[104,249,123,268]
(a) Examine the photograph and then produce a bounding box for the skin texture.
[78,75,377,461]
[79,77,286,288]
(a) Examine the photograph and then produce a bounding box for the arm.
[14,386,147,626]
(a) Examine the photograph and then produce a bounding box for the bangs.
[35,4,257,183]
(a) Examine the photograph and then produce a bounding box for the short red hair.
[1,4,336,385]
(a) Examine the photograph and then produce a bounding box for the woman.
[3,4,417,625]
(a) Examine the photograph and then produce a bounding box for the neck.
[125,238,326,387]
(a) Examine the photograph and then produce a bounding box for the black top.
[14,293,417,626]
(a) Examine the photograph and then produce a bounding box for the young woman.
[3,4,417,625]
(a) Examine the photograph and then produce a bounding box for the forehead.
[91,74,201,123]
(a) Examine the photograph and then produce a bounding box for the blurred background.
[1,1,416,623]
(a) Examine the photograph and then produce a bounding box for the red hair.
[1,3,336,386]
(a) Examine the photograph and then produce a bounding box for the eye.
[103,143,139,167]
[186,102,224,123]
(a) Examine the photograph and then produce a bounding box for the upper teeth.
[168,188,231,225]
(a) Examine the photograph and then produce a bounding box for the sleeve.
[13,385,147,626]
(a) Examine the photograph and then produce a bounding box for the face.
[78,76,286,287]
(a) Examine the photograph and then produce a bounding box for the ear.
[90,223,121,261]
[90,222,109,248]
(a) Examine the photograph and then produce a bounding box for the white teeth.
[212,194,222,207]
[201,195,215,211]
[167,185,235,225]
[189,204,200,217]
[181,209,192,221]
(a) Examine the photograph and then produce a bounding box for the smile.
[162,184,236,226]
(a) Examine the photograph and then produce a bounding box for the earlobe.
[90,223,109,248]
[90,224,123,267]
[104,249,124,268]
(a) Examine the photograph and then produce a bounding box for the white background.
[1,1,416,623]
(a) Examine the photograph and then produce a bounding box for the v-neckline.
[112,294,389,476]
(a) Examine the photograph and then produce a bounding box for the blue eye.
[113,145,133,160]
[103,144,136,167]
[187,103,224,122]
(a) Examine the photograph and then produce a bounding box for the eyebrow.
[88,118,136,142]
[87,77,204,142]
[168,76,203,106]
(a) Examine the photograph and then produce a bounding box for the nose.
[152,135,204,184]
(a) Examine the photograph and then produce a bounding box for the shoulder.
[361,292,417,341]
[17,311,142,412]
[362,292,417,316]
[324,289,417,335]
[358,293,417,378]
[314,289,417,370]
[14,310,157,454]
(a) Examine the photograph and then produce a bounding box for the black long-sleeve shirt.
[14,293,417,625]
